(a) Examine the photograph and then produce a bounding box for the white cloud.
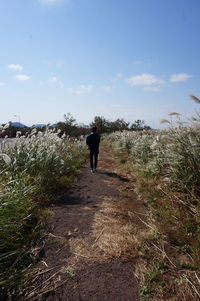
[133,60,143,65]
[109,104,121,108]
[16,74,30,81]
[8,64,23,71]
[59,82,64,89]
[0,82,6,86]
[101,85,112,92]
[39,0,64,4]
[170,73,193,82]
[68,84,93,95]
[48,76,58,83]
[47,76,64,88]
[126,73,165,86]
[143,86,161,92]
[111,73,123,82]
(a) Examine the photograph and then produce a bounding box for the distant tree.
[90,116,151,133]
[6,122,29,138]
[56,113,78,136]
[110,118,130,132]
[90,116,110,134]
[56,113,90,137]
[76,123,90,136]
[130,119,151,131]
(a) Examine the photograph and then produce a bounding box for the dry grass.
[109,144,200,300]
[21,143,144,300]
[130,171,200,300]
[68,199,140,264]
[93,201,139,259]
[67,146,145,268]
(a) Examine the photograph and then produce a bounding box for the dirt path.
[23,145,144,301]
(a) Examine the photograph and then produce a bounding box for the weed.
[108,100,200,300]
[65,267,76,277]
[0,128,87,297]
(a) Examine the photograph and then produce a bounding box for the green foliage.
[140,261,168,300]
[56,113,78,137]
[130,119,151,131]
[0,128,87,297]
[90,116,111,134]
[90,116,151,134]
[56,113,90,137]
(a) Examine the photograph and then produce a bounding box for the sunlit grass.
[0,127,87,298]
[108,96,200,300]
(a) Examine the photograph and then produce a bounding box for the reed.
[0,128,87,298]
[108,96,200,300]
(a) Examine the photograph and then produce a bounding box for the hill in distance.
[10,122,28,128]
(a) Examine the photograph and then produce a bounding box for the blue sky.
[0,0,200,127]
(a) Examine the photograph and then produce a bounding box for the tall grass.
[0,128,87,298]
[110,124,200,197]
[108,97,200,300]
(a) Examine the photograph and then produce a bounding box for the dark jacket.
[86,133,100,152]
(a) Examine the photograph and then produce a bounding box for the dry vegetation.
[0,128,87,298]
[65,151,143,265]
[1,96,200,300]
[108,96,200,300]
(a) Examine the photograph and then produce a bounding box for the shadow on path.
[45,261,139,301]
[98,170,131,182]
[21,151,140,301]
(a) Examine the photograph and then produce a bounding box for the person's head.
[91,126,97,133]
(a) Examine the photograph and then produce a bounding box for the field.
[0,127,87,298]
[108,118,200,300]
[0,109,200,300]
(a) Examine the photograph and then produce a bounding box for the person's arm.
[86,135,90,147]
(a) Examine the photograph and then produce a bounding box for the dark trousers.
[90,150,98,170]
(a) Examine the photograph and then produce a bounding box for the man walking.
[86,126,100,172]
